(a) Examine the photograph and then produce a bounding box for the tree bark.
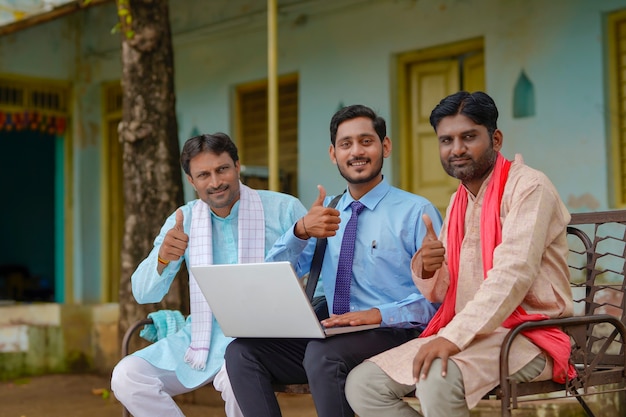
[117,0,187,345]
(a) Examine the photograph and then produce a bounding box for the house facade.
[0,0,625,382]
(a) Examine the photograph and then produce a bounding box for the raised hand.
[158,209,189,263]
[421,214,445,278]
[295,185,341,239]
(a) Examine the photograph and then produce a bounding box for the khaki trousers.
[345,355,545,417]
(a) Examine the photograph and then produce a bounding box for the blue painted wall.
[0,0,624,303]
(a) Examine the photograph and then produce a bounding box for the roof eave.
[0,0,112,37]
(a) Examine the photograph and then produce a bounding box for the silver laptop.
[190,261,380,338]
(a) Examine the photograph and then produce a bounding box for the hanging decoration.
[513,70,535,119]
[0,110,67,135]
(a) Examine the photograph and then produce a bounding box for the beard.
[336,156,384,185]
[442,146,498,182]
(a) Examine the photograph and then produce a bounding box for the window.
[235,74,299,196]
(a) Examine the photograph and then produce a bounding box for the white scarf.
[184,183,265,370]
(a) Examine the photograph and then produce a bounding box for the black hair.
[180,132,239,175]
[429,91,498,136]
[329,104,386,145]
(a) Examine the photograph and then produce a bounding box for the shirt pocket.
[365,247,405,271]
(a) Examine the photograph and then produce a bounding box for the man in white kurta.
[345,91,573,417]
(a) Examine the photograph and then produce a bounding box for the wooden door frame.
[608,9,626,208]
[100,81,123,302]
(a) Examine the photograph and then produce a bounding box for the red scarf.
[420,152,576,384]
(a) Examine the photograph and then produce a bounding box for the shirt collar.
[464,167,495,202]
[337,177,390,212]
[210,200,239,221]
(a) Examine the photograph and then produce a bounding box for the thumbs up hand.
[174,208,184,232]
[420,214,445,278]
[295,185,341,240]
[158,209,189,264]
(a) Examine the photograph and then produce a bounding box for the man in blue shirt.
[225,104,443,417]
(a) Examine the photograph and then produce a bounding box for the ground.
[0,373,317,417]
[0,373,594,417]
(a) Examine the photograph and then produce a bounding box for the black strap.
[304,192,344,301]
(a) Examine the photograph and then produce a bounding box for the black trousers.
[225,327,420,417]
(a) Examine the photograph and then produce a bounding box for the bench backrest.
[500,210,626,417]
[568,211,626,368]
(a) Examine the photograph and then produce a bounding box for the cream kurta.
[369,154,573,408]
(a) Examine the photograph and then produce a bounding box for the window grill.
[0,78,67,113]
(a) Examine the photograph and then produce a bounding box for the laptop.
[190,261,380,338]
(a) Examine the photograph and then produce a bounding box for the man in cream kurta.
[345,91,573,417]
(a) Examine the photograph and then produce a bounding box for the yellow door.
[399,45,485,214]
[463,52,485,93]
[406,59,460,213]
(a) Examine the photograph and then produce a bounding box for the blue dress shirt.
[266,178,443,329]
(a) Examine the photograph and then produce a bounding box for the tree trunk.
[117,0,187,345]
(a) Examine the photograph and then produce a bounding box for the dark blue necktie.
[333,201,365,315]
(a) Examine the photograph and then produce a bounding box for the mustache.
[348,157,369,164]
[448,156,471,163]
[207,184,229,194]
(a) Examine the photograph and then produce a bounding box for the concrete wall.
[0,303,119,379]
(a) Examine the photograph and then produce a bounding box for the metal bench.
[497,210,626,416]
